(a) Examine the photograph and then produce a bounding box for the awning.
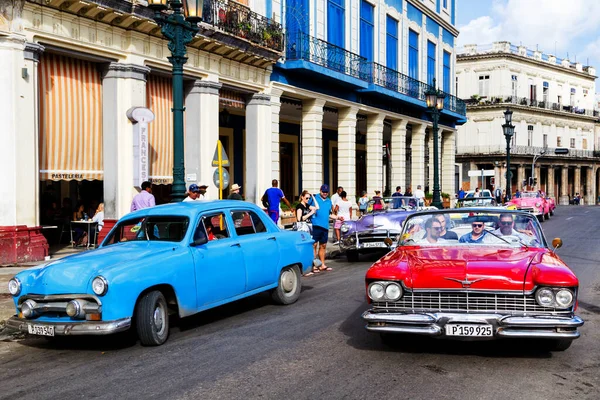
[220,89,246,109]
[39,53,103,181]
[146,75,173,185]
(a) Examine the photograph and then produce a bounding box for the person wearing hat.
[197,184,209,200]
[183,184,201,202]
[228,183,243,200]
[307,184,335,272]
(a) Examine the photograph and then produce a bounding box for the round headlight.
[341,224,349,233]
[66,300,80,317]
[8,278,21,296]
[92,276,108,296]
[384,283,403,301]
[21,299,37,318]
[368,283,385,301]
[535,288,555,307]
[535,202,542,208]
[555,289,574,308]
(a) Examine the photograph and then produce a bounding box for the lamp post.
[531,150,546,189]
[424,78,445,209]
[502,108,515,200]
[148,0,203,202]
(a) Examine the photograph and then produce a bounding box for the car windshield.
[103,216,190,245]
[366,196,419,213]
[399,210,545,248]
[520,192,539,198]
[456,197,497,207]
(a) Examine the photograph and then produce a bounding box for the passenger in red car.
[459,220,492,243]
[418,218,445,244]
[434,215,458,240]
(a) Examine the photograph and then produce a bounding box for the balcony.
[457,145,597,158]
[280,32,466,118]
[202,0,284,53]
[466,95,600,118]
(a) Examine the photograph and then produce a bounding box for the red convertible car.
[507,192,550,221]
[362,209,583,351]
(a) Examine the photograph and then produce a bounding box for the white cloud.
[457,16,502,46]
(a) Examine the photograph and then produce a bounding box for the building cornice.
[466,104,598,125]
[457,53,597,81]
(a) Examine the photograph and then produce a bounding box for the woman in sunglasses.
[459,219,493,244]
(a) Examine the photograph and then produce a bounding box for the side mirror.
[551,237,562,250]
[384,238,393,247]
[191,236,208,247]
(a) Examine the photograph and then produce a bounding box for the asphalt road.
[0,206,599,400]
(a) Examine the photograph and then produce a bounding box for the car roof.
[124,200,264,220]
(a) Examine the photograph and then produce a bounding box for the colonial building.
[456,41,600,205]
[0,0,465,263]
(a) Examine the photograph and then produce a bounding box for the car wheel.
[136,290,169,346]
[544,212,549,220]
[550,209,554,216]
[346,250,359,262]
[541,338,573,352]
[271,265,302,305]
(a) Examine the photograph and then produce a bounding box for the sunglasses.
[472,223,484,228]
[431,227,443,231]
[499,221,513,226]
[304,196,310,200]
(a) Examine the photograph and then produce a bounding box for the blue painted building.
[266,0,466,201]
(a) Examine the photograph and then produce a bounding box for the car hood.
[404,247,537,291]
[20,242,178,295]
[344,212,410,237]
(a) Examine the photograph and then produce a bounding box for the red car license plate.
[446,324,493,337]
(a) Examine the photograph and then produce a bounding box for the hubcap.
[281,269,296,294]
[153,304,165,334]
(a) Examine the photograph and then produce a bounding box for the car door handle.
[268,237,276,241]
[230,243,241,247]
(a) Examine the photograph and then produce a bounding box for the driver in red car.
[492,213,538,245]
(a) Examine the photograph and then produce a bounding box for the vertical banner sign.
[127,107,155,188]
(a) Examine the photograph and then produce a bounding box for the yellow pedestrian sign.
[212,142,230,167]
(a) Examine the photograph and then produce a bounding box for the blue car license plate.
[28,324,55,337]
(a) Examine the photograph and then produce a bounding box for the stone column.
[574,165,581,199]
[185,80,222,201]
[592,167,598,205]
[301,99,326,193]
[441,130,456,197]
[547,165,555,198]
[534,165,541,190]
[411,124,427,191]
[469,161,478,190]
[517,165,526,190]
[102,63,151,220]
[270,88,283,182]
[560,166,569,205]
[338,106,358,202]
[585,166,594,205]
[246,93,272,205]
[390,120,407,191]
[366,114,385,195]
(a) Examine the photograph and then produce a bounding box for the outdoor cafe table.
[70,220,98,249]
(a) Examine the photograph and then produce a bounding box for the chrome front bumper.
[6,316,132,336]
[362,310,583,339]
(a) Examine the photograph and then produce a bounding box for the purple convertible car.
[339,196,432,262]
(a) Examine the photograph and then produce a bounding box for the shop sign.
[127,107,155,188]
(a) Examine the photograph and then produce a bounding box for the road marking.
[566,217,574,220]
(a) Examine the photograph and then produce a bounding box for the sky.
[456,0,600,70]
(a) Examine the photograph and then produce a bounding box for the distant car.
[507,191,550,221]
[362,208,583,351]
[7,201,314,346]
[455,196,499,208]
[339,196,431,262]
[465,189,492,198]
[546,196,556,216]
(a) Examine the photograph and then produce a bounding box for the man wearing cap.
[197,184,209,200]
[262,179,291,224]
[308,184,334,271]
[183,184,201,202]
[228,183,243,200]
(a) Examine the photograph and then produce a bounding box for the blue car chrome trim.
[6,316,132,336]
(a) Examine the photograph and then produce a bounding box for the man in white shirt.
[330,186,343,208]
[414,185,426,207]
[183,184,201,202]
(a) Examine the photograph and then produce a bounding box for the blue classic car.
[6,201,314,346]
[340,196,430,262]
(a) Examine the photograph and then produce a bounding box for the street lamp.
[148,0,203,202]
[531,149,546,189]
[502,108,515,200]
[425,78,445,209]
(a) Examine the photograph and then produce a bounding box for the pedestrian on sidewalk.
[262,179,291,224]
[308,184,334,272]
[228,183,243,200]
[358,190,369,216]
[333,191,352,245]
[183,184,201,202]
[330,186,343,208]
[414,185,425,206]
[131,181,155,211]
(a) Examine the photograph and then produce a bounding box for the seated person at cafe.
[459,219,494,244]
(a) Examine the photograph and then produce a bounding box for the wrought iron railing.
[202,0,284,52]
[467,95,600,117]
[286,31,369,79]
[371,63,428,101]
[457,145,596,158]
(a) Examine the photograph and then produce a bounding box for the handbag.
[292,221,312,234]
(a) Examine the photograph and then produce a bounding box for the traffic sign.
[212,142,230,167]
[213,168,230,189]
[467,169,495,177]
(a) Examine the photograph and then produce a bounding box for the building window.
[512,130,517,148]
[386,15,398,71]
[527,125,533,146]
[570,138,575,149]
[478,75,490,97]
[443,51,451,93]
[427,41,436,85]
[543,134,548,148]
[570,88,576,107]
[360,0,374,61]
[557,136,562,147]
[511,75,518,100]
[327,0,345,48]
[408,29,419,80]
[443,0,448,8]
[542,81,549,104]
[529,80,537,103]
[583,138,588,150]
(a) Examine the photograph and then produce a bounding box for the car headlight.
[535,202,542,208]
[8,278,21,296]
[555,289,574,308]
[20,299,37,318]
[92,276,108,296]
[368,283,385,301]
[535,288,555,307]
[341,224,349,233]
[385,283,403,300]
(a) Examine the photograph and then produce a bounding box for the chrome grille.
[373,291,571,315]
